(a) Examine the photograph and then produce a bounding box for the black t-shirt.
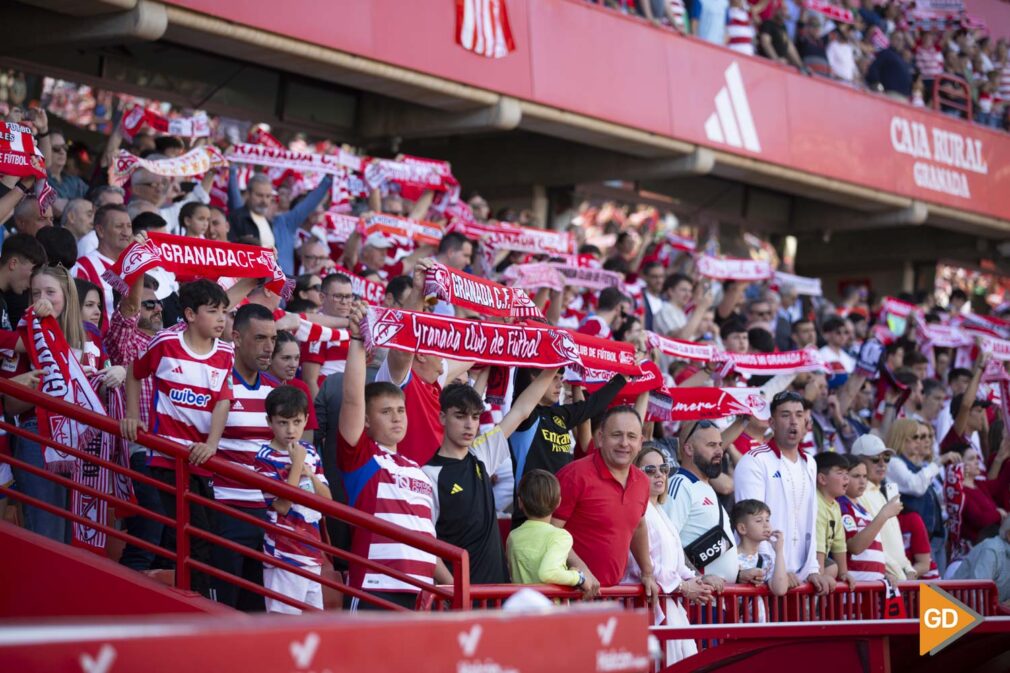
[760,20,791,60]
[3,289,29,330]
[509,373,626,527]
[424,451,507,584]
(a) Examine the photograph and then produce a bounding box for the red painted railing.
[0,377,470,611]
[932,74,974,121]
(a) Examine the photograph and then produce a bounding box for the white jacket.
[734,441,820,578]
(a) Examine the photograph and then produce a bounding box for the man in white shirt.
[818,316,856,375]
[734,391,832,594]
[664,420,738,584]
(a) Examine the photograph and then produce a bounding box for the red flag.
[455,0,516,59]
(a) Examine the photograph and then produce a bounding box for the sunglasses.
[684,419,717,443]
[641,464,672,476]
[773,391,803,404]
[52,145,68,153]
[307,284,322,292]
[869,455,892,464]
[140,299,162,310]
[911,434,928,441]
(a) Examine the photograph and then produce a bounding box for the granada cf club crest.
[373,310,404,346]
[746,393,768,416]
[549,329,580,363]
[430,265,452,300]
[122,239,160,276]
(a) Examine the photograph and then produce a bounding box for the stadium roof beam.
[789,200,929,234]
[357,94,522,141]
[17,0,138,16]
[0,0,165,50]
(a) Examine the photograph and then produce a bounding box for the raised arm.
[338,301,368,446]
[953,352,987,439]
[384,259,431,384]
[275,175,333,236]
[499,368,559,439]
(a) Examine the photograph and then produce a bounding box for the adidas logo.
[450,483,463,495]
[703,62,761,153]
[772,470,782,479]
[232,401,244,411]
[701,497,714,506]
[171,365,184,375]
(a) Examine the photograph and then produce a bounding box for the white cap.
[851,434,894,458]
[363,232,394,249]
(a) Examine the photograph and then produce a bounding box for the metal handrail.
[0,376,471,610]
[932,73,974,121]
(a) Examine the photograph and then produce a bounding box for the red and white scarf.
[321,211,361,245]
[945,462,969,563]
[500,263,566,291]
[549,264,624,290]
[24,309,132,553]
[450,220,576,257]
[105,232,291,299]
[648,387,771,422]
[424,262,543,320]
[361,213,443,248]
[361,307,583,370]
[566,330,641,376]
[666,233,697,253]
[803,0,855,23]
[0,121,46,180]
[647,331,717,362]
[718,349,827,376]
[226,142,361,175]
[696,254,773,281]
[119,104,210,140]
[111,147,226,185]
[363,154,458,196]
[333,266,387,306]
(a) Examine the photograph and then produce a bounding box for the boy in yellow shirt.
[815,452,854,588]
[507,469,585,590]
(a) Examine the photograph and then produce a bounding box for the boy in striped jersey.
[122,279,234,598]
[838,455,902,583]
[256,385,330,614]
[339,301,444,610]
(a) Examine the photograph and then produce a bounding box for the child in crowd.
[838,455,902,582]
[507,469,585,590]
[731,499,789,598]
[256,385,330,614]
[815,452,854,588]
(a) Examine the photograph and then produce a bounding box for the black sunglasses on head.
[684,419,717,443]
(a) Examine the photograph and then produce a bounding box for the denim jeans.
[119,452,167,572]
[210,505,268,611]
[13,418,67,544]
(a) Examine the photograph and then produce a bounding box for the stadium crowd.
[1,92,1010,665]
[591,0,1010,129]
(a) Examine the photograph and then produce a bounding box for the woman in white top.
[886,419,961,497]
[624,445,711,665]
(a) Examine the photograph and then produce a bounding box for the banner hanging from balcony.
[455,0,516,58]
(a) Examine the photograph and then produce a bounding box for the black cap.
[950,393,992,416]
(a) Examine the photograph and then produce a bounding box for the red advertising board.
[163,0,1010,222]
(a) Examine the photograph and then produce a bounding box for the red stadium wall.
[164,0,1010,223]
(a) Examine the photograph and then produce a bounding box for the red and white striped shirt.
[133,330,234,475]
[999,61,1010,101]
[727,6,756,56]
[838,495,886,580]
[256,441,328,568]
[301,338,349,386]
[915,46,943,79]
[71,251,116,331]
[215,371,280,507]
[339,432,436,592]
[576,315,611,339]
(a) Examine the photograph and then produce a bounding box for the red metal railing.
[0,377,470,612]
[932,74,974,121]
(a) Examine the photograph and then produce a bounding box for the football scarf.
[333,266,387,306]
[500,263,566,291]
[696,255,773,281]
[119,104,210,140]
[648,387,771,422]
[361,213,443,248]
[226,142,362,175]
[111,147,226,185]
[360,307,583,370]
[772,271,823,297]
[104,232,291,299]
[549,264,624,290]
[424,262,543,320]
[0,121,46,180]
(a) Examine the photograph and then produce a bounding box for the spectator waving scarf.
[23,308,132,553]
[424,262,544,320]
[696,254,774,281]
[104,232,292,299]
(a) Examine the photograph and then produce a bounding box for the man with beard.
[105,270,166,572]
[663,420,739,583]
[735,392,833,594]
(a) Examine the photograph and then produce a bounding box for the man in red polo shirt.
[552,405,656,602]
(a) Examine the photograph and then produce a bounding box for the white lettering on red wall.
[890,116,987,199]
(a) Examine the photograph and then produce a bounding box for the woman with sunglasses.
[887,420,959,512]
[623,444,710,665]
[294,273,323,308]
